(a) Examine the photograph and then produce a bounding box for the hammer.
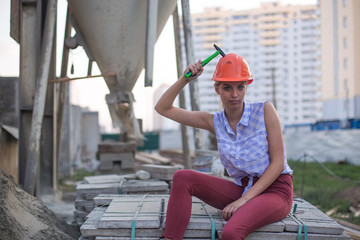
[184,44,226,79]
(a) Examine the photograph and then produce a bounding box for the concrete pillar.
[18,0,41,188]
[181,0,204,150]
[19,0,57,195]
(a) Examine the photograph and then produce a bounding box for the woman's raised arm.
[155,60,214,133]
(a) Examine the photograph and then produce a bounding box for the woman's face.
[215,81,248,111]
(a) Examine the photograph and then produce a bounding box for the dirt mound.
[0,170,79,240]
[339,184,360,208]
[340,184,360,206]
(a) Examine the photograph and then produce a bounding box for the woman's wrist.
[179,75,190,84]
[242,195,250,202]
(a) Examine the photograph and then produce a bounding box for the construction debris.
[0,170,79,240]
[78,194,351,240]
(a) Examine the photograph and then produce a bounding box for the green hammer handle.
[184,51,220,79]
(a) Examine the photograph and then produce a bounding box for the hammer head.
[214,44,226,57]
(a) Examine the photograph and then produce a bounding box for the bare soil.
[339,184,360,209]
[0,170,79,240]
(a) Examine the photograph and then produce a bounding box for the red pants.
[163,169,293,240]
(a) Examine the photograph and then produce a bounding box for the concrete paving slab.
[139,164,181,180]
[140,164,181,174]
[98,197,163,228]
[76,183,121,200]
[93,194,169,207]
[185,200,223,230]
[80,195,350,239]
[283,199,345,235]
[84,175,123,184]
[75,198,95,212]
[219,231,351,240]
[120,180,169,193]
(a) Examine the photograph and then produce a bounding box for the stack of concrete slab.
[139,164,181,181]
[74,174,169,226]
[97,141,137,174]
[79,195,351,240]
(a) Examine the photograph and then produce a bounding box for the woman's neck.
[225,102,244,126]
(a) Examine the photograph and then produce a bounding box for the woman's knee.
[221,221,249,240]
[172,169,193,183]
[221,225,246,240]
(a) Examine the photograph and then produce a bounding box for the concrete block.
[140,164,181,180]
[99,153,134,170]
[100,153,134,162]
[99,160,116,171]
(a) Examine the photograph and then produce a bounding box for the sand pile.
[0,170,79,240]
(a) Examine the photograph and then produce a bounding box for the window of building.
[343,37,348,48]
[343,16,348,28]
[344,79,348,91]
[344,58,348,69]
[343,0,347,7]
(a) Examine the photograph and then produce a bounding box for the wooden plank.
[98,141,137,153]
[134,154,155,164]
[136,152,171,165]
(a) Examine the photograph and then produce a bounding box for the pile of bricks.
[74,164,181,226]
[78,195,350,240]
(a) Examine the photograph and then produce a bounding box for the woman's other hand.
[222,197,248,221]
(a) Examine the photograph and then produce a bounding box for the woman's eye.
[238,86,245,90]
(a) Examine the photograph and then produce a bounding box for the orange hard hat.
[212,53,253,84]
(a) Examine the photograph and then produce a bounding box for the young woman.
[155,53,293,240]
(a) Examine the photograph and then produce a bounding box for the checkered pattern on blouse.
[214,101,293,194]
